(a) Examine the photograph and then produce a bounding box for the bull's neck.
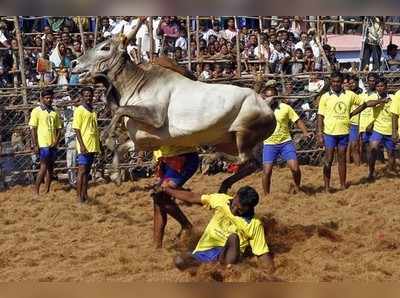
[112,61,145,103]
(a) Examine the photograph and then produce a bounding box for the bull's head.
[71,17,146,83]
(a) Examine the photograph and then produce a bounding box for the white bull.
[72,17,276,192]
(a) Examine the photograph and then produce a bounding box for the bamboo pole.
[258,16,263,32]
[148,16,154,62]
[234,16,241,78]
[13,16,27,105]
[77,17,86,53]
[138,37,142,63]
[195,16,200,64]
[186,16,191,71]
[93,16,99,46]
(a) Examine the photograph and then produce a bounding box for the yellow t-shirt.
[153,145,196,160]
[28,106,62,147]
[193,193,269,256]
[264,103,299,145]
[359,91,378,133]
[373,94,396,136]
[72,105,100,154]
[389,91,400,135]
[318,90,364,135]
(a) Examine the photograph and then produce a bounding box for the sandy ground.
[1,163,400,282]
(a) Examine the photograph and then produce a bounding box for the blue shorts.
[39,147,57,162]
[370,131,395,151]
[192,247,224,263]
[77,153,95,167]
[361,131,372,144]
[324,134,349,149]
[349,124,359,142]
[262,141,297,164]
[160,152,199,187]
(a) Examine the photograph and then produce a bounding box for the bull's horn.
[125,16,146,41]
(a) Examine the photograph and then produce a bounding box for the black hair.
[237,186,259,209]
[80,86,94,95]
[42,89,54,97]
[330,71,343,81]
[367,72,379,80]
[376,77,387,85]
[387,43,398,52]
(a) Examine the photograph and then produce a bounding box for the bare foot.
[288,183,300,194]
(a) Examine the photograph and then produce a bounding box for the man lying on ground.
[159,185,274,271]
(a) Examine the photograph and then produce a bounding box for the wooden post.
[195,16,200,57]
[93,16,99,46]
[258,16,263,32]
[186,16,192,70]
[77,17,86,53]
[138,37,142,63]
[234,16,241,78]
[40,34,45,85]
[13,16,28,105]
[148,16,154,61]
[257,32,262,72]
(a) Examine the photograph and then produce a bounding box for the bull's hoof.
[110,172,122,186]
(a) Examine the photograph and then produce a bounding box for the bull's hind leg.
[218,131,261,194]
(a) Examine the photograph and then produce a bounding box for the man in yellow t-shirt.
[160,185,274,271]
[358,73,379,162]
[151,145,199,248]
[29,89,62,195]
[317,72,382,192]
[261,86,311,195]
[72,87,100,203]
[367,78,396,180]
[390,90,400,142]
[346,74,364,166]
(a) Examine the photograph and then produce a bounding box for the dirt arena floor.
[1,163,400,282]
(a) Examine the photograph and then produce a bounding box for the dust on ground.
[1,163,400,281]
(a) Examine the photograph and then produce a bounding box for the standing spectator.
[269,41,290,73]
[291,48,304,75]
[361,17,384,71]
[203,21,222,43]
[222,18,237,42]
[175,29,187,52]
[29,89,62,195]
[157,16,179,53]
[72,87,100,203]
[295,31,309,52]
[304,47,316,72]
[254,34,271,61]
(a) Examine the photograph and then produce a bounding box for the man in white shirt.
[222,18,237,42]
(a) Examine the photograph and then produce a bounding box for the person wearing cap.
[72,87,100,203]
[29,89,62,196]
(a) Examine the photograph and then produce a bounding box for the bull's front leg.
[102,105,165,151]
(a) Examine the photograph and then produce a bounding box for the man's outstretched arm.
[162,187,203,205]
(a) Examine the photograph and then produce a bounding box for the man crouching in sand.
[159,185,274,271]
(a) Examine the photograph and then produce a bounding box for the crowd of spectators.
[0,16,399,91]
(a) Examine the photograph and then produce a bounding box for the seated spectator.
[212,44,231,59]
[174,47,184,61]
[222,63,234,78]
[212,63,223,79]
[199,63,212,80]
[386,43,400,71]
